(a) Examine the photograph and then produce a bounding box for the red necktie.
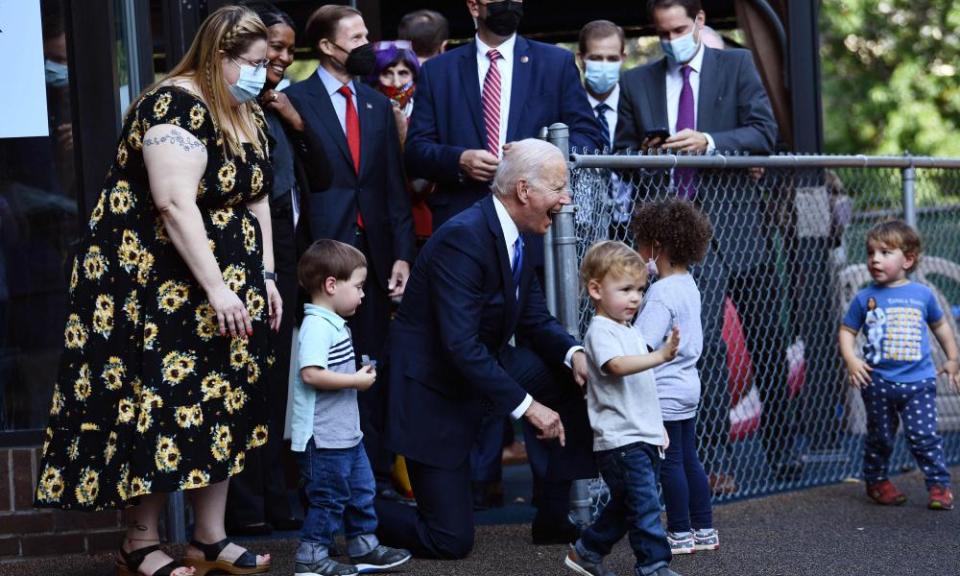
[481,49,503,158]
[338,85,364,229]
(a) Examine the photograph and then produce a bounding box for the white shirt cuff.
[704,133,717,154]
[564,346,584,368]
[511,394,533,420]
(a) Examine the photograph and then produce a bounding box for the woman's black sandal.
[183,539,269,576]
[117,544,189,576]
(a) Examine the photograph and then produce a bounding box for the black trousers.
[226,197,296,526]
[376,345,594,559]
[348,230,395,485]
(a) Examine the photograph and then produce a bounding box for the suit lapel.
[356,85,376,178]
[697,48,720,133]
[482,197,518,341]
[304,71,355,175]
[506,36,531,142]
[459,42,486,146]
[649,59,670,131]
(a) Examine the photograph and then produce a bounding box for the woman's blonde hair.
[147,5,268,159]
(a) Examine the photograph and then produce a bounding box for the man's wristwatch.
[264,271,278,282]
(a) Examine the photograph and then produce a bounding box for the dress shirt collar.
[476,33,517,64]
[316,64,356,97]
[303,302,346,330]
[587,82,620,112]
[667,40,705,76]
[492,195,520,251]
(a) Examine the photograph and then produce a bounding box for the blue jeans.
[576,442,671,576]
[661,418,712,533]
[861,376,950,488]
[295,441,379,563]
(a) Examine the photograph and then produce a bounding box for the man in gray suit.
[615,0,802,484]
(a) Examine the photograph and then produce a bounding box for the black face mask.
[484,1,523,37]
[335,42,376,77]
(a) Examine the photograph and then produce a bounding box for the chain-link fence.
[546,135,960,505]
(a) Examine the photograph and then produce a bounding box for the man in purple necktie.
[616,0,801,501]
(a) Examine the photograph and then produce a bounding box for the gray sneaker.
[652,568,683,576]
[349,545,412,573]
[666,531,695,555]
[693,528,719,551]
[295,556,359,576]
[564,544,615,576]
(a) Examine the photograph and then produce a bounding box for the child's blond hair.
[580,241,647,295]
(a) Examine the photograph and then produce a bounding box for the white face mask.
[646,250,660,279]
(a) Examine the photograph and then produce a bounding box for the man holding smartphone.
[615,1,801,487]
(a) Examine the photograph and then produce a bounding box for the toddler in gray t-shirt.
[564,240,680,576]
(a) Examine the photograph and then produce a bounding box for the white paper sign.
[0,0,50,138]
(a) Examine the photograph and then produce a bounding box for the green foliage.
[821,0,960,155]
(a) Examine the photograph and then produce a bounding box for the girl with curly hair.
[633,199,717,556]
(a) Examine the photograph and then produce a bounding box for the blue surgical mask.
[584,60,621,95]
[661,28,700,65]
[45,59,69,88]
[228,60,267,103]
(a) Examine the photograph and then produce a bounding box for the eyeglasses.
[233,56,270,72]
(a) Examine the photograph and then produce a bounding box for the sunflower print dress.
[35,86,274,510]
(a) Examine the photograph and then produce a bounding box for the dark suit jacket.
[615,47,777,154]
[614,47,778,272]
[405,36,605,228]
[286,70,415,290]
[386,196,577,470]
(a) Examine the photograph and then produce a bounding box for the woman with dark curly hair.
[632,199,717,556]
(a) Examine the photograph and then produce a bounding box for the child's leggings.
[861,376,950,488]
[661,417,713,533]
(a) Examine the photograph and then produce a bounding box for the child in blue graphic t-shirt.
[840,220,960,511]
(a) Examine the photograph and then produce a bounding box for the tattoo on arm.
[144,128,205,153]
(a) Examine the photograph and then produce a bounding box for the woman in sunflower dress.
[35,7,278,576]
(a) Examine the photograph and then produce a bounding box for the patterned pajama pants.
[861,376,950,488]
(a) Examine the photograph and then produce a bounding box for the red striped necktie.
[482,49,503,158]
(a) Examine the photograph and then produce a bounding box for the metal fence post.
[901,159,917,228]
[544,124,569,314]
[545,123,592,527]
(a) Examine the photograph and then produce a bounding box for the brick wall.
[0,446,125,560]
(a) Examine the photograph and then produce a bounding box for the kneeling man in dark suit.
[376,138,595,559]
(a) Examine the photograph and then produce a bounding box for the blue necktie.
[594,102,611,152]
[511,235,524,289]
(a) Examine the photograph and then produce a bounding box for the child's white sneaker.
[666,531,695,555]
[693,528,719,551]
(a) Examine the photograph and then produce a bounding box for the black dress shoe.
[471,481,504,511]
[270,516,303,531]
[531,516,580,545]
[225,521,273,537]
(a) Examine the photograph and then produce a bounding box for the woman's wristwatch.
[264,271,278,282]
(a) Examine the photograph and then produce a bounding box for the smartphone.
[643,128,670,143]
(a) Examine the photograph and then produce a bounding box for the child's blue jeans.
[295,441,379,563]
[575,442,672,576]
[661,418,712,533]
[861,376,950,488]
